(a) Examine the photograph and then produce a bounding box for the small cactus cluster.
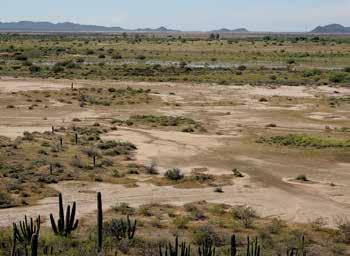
[159,236,191,256]
[198,238,215,256]
[246,237,260,256]
[11,215,41,256]
[104,215,137,241]
[13,215,40,245]
[49,193,79,236]
[287,236,306,256]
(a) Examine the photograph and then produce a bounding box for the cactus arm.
[49,214,58,234]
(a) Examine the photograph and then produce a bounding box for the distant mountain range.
[211,28,249,33]
[0,21,249,33]
[311,24,350,34]
[3,21,349,34]
[0,21,179,32]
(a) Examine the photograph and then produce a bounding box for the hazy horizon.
[1,0,350,32]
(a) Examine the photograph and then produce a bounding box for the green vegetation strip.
[257,134,350,148]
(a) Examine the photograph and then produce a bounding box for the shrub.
[192,225,222,246]
[83,147,101,158]
[336,217,350,243]
[173,215,190,229]
[15,54,28,61]
[22,131,34,141]
[52,64,64,73]
[268,218,285,234]
[113,203,135,215]
[164,168,184,181]
[237,65,247,71]
[29,65,41,73]
[97,140,136,155]
[112,53,122,59]
[136,55,146,60]
[70,155,85,169]
[0,191,13,208]
[311,217,327,231]
[232,168,244,177]
[296,174,309,182]
[214,186,223,193]
[146,160,159,175]
[182,127,195,133]
[270,75,277,81]
[329,72,347,83]
[232,206,257,228]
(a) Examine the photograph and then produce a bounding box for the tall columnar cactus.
[126,215,137,240]
[93,155,96,168]
[49,193,79,236]
[49,164,53,175]
[231,234,237,256]
[31,234,38,256]
[97,192,103,252]
[13,215,41,245]
[75,133,78,145]
[11,229,17,256]
[246,237,260,256]
[159,236,191,256]
[198,238,215,256]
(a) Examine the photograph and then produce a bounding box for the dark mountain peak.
[212,28,249,33]
[311,24,350,33]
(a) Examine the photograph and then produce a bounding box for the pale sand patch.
[244,85,314,98]
[0,125,52,139]
[0,78,79,92]
[315,86,350,96]
[308,112,347,121]
[102,127,231,173]
[0,179,349,227]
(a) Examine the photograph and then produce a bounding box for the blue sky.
[1,0,349,31]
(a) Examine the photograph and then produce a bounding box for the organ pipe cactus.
[49,193,79,236]
[159,236,191,256]
[198,238,215,256]
[247,237,260,256]
[13,215,40,245]
[126,215,137,240]
[287,236,306,256]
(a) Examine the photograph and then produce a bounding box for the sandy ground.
[1,178,349,227]
[0,77,81,92]
[0,78,349,227]
[102,127,234,174]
